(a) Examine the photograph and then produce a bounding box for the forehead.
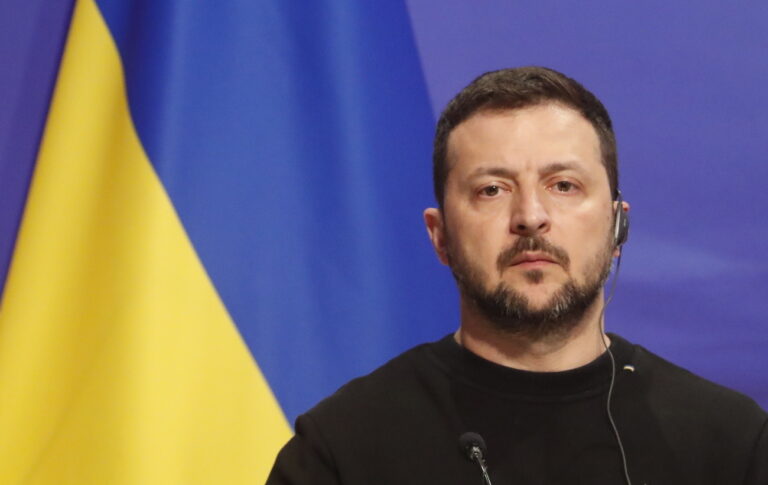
[446,103,603,179]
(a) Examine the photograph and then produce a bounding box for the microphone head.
[458,432,487,460]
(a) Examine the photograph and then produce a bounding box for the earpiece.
[613,190,629,248]
[603,188,632,485]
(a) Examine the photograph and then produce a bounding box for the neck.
[456,296,609,372]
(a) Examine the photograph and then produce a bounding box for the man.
[267,67,767,484]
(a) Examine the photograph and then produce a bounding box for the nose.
[510,188,550,237]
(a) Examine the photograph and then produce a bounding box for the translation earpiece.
[613,191,629,247]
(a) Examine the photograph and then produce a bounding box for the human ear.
[424,207,450,266]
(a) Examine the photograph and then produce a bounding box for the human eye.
[478,184,504,198]
[551,180,578,193]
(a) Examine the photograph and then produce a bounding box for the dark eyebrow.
[468,161,586,179]
[467,166,517,179]
[539,161,585,176]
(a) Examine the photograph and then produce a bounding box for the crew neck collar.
[429,332,635,398]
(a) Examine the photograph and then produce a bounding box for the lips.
[495,236,571,273]
[509,252,558,267]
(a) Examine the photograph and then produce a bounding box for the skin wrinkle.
[465,161,591,186]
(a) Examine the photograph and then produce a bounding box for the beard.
[448,234,613,341]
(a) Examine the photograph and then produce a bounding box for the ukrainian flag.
[0,0,438,483]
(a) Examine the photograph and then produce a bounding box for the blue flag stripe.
[95,0,450,421]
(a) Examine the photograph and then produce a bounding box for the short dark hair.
[432,66,618,207]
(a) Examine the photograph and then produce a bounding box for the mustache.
[496,236,570,273]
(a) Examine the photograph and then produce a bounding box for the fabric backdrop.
[1,0,766,483]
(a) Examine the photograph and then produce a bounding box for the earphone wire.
[599,252,632,485]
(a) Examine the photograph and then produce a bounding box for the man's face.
[425,103,618,337]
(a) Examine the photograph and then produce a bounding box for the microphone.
[458,432,493,485]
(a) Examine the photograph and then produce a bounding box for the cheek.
[446,216,506,264]
[561,214,613,269]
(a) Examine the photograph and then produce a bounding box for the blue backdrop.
[1,0,765,425]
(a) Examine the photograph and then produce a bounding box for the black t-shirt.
[268,334,768,484]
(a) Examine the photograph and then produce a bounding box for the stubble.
[448,234,613,341]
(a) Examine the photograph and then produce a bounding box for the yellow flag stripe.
[0,0,291,483]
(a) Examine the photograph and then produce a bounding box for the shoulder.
[306,339,449,428]
[634,343,764,414]
[610,337,768,481]
[276,337,459,482]
[628,342,767,441]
